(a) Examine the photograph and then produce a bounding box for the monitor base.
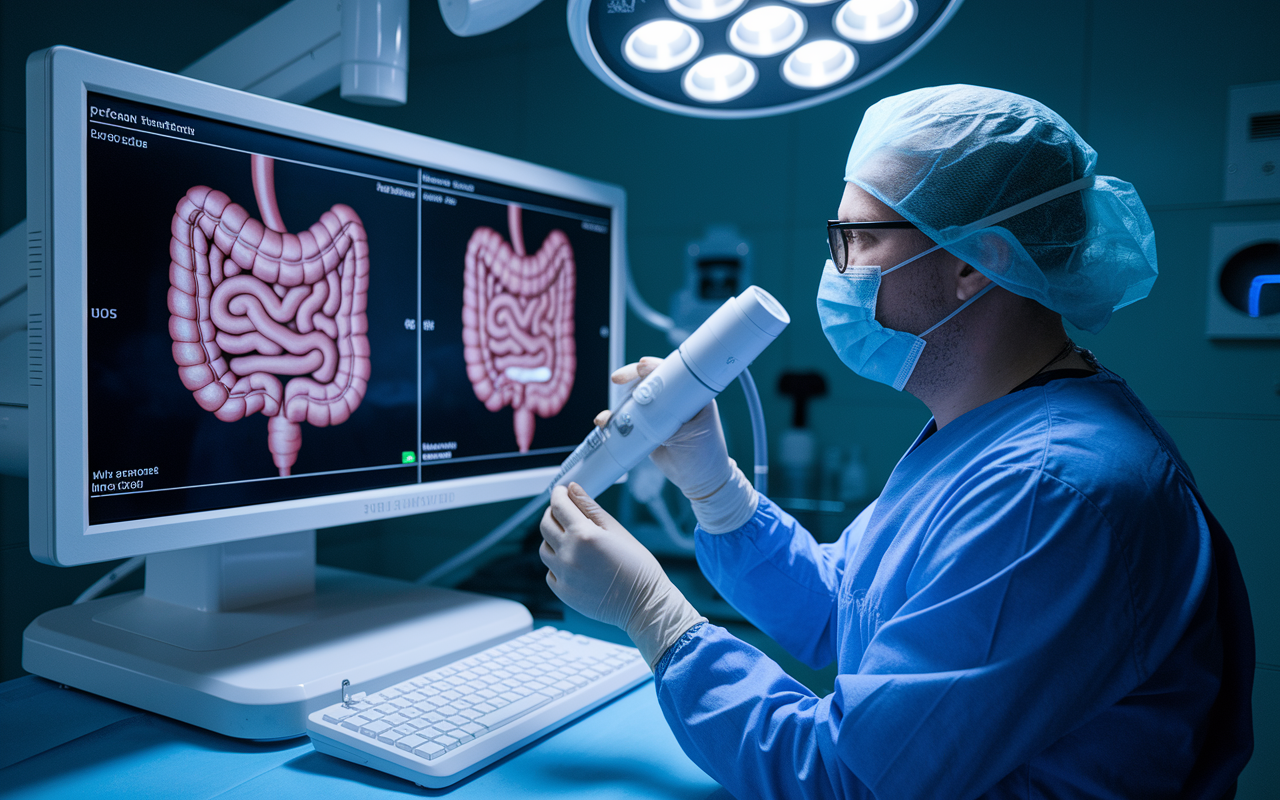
[22,566,534,740]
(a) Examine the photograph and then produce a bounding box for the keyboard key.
[360,720,392,738]
[396,734,428,752]
[413,741,447,760]
[434,734,461,751]
[474,692,552,731]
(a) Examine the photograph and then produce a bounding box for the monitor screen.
[28,48,625,565]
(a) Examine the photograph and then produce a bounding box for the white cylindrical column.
[341,0,410,106]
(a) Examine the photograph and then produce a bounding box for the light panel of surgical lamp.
[567,0,965,119]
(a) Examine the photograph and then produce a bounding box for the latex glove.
[540,483,706,670]
[600,357,758,533]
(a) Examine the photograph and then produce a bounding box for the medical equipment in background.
[1224,81,1280,203]
[776,370,827,500]
[671,225,755,334]
[566,0,966,118]
[1205,221,1280,339]
[552,285,790,498]
[821,442,868,505]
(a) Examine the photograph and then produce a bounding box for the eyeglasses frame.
[827,219,918,274]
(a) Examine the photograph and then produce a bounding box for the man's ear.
[952,231,1009,301]
[956,262,992,301]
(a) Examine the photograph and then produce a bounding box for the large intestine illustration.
[462,205,576,453]
[167,155,370,476]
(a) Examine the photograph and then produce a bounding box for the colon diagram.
[462,204,576,453]
[167,155,370,476]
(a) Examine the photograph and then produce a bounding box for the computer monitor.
[23,47,625,740]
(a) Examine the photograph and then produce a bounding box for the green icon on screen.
[402,452,416,464]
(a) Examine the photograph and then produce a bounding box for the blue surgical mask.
[817,257,994,391]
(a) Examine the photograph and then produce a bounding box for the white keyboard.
[306,626,651,787]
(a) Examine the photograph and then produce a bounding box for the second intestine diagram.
[167,154,371,476]
[462,204,576,453]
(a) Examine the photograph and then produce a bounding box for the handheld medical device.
[552,286,789,498]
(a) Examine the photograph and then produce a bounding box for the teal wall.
[1,0,1276,792]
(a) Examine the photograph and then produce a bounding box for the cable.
[737,366,768,495]
[627,271,690,343]
[74,556,144,604]
[417,491,549,586]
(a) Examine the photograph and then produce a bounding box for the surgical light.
[683,54,758,102]
[729,6,806,58]
[667,0,748,22]
[566,0,965,118]
[624,20,702,72]
[834,0,917,43]
[782,40,856,88]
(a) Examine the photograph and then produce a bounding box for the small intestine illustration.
[167,155,371,476]
[462,205,576,453]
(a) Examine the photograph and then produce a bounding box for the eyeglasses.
[827,219,917,274]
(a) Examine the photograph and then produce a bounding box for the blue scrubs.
[654,368,1253,799]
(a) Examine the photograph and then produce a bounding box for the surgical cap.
[846,85,1157,333]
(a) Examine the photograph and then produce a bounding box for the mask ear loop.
[920,282,996,338]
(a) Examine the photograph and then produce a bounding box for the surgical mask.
[816,176,1092,391]
[817,258,994,391]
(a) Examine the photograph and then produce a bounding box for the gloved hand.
[540,483,706,670]
[600,357,758,533]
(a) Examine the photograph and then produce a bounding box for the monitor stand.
[22,531,533,740]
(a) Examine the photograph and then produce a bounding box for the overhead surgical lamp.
[568,0,964,118]
[438,0,962,118]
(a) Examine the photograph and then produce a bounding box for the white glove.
[602,357,758,534]
[540,483,706,670]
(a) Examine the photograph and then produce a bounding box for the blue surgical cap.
[846,85,1158,333]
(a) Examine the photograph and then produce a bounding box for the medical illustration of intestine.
[462,205,576,453]
[167,155,370,476]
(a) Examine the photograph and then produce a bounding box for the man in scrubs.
[538,86,1255,799]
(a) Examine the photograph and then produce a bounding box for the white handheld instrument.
[552,286,789,498]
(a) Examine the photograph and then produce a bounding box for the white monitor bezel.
[27,46,627,567]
